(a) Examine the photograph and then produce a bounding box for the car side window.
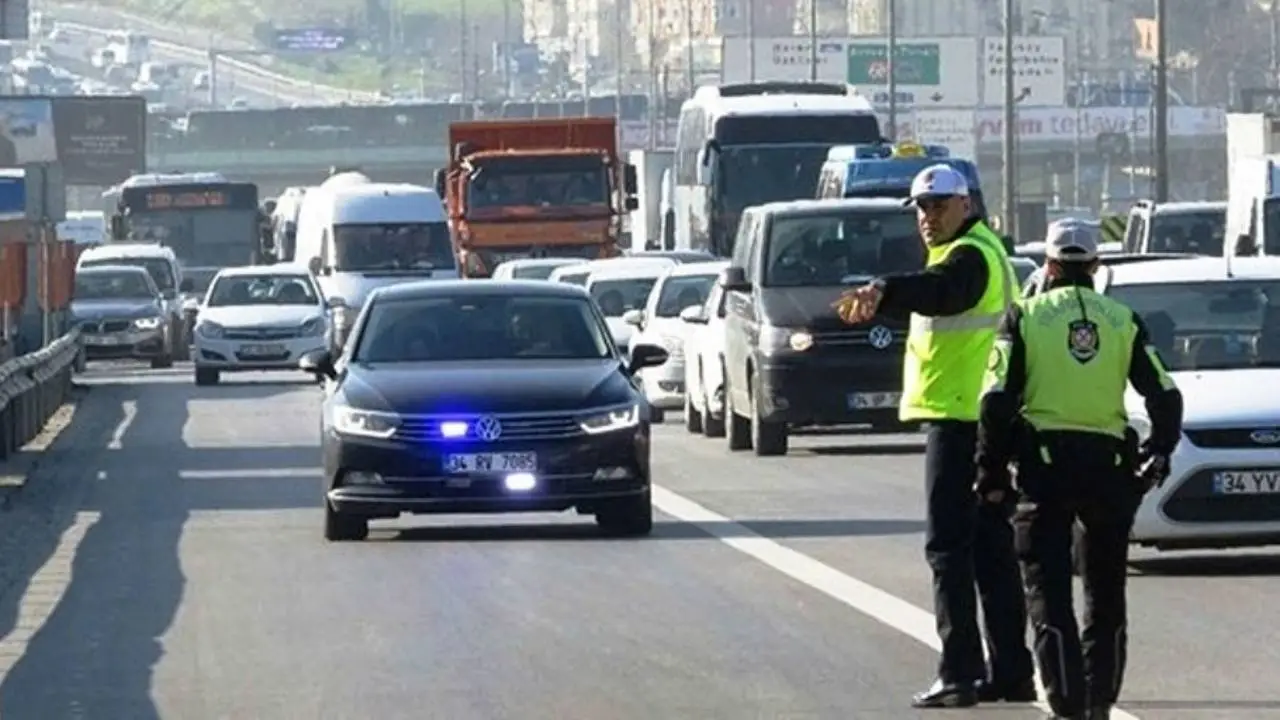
[730,211,754,269]
[743,217,763,282]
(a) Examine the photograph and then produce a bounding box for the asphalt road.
[0,363,1275,718]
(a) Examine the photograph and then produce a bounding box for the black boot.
[977,678,1037,702]
[911,679,978,708]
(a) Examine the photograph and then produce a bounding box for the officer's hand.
[833,284,883,324]
[1137,453,1172,491]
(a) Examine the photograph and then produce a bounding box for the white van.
[293,180,456,350]
[58,210,106,248]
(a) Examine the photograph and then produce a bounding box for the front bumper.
[757,352,904,429]
[195,334,327,371]
[82,329,166,360]
[1133,441,1280,550]
[641,357,686,409]
[324,426,650,517]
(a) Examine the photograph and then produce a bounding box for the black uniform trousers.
[1013,432,1139,716]
[924,420,1034,687]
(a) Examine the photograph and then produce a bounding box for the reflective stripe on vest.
[911,232,1015,333]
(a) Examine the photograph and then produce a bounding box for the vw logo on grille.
[474,415,503,441]
[868,325,894,350]
[1250,429,1280,445]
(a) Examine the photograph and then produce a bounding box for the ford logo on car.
[1250,429,1280,445]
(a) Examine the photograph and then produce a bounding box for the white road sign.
[911,109,977,158]
[981,36,1066,107]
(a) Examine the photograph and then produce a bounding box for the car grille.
[1183,427,1280,450]
[396,412,584,443]
[223,327,299,341]
[1163,468,1280,523]
[810,328,906,351]
[81,319,132,333]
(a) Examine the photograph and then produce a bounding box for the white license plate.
[239,343,286,357]
[86,334,127,346]
[445,452,537,473]
[847,392,902,410]
[1213,469,1280,495]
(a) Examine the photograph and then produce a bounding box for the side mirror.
[695,145,717,186]
[261,199,277,215]
[721,266,751,293]
[307,256,322,275]
[433,168,446,198]
[179,278,194,293]
[326,295,347,309]
[1236,233,1257,256]
[679,305,708,324]
[624,196,639,211]
[627,342,669,373]
[109,214,125,240]
[298,348,337,380]
[623,164,638,195]
[622,309,645,327]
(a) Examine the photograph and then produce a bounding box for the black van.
[720,198,921,456]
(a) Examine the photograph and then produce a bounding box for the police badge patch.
[1067,319,1100,364]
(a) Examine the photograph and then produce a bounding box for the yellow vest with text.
[1017,287,1137,440]
[901,223,1016,422]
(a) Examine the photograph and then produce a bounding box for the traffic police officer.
[975,221,1184,720]
[837,165,1034,708]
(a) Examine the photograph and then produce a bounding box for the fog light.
[504,472,536,491]
[593,467,634,481]
[345,471,383,485]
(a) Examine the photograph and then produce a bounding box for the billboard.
[0,98,55,164]
[52,96,146,185]
[272,28,353,52]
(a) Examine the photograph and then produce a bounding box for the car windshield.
[763,209,924,287]
[467,155,609,208]
[654,274,718,317]
[556,271,589,286]
[206,274,318,307]
[332,222,455,272]
[1149,210,1226,254]
[81,257,174,291]
[589,277,658,317]
[354,295,612,362]
[1108,280,1280,370]
[74,271,153,299]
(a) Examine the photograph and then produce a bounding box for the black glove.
[1136,449,1171,492]
[975,464,1014,501]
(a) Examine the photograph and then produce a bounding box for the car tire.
[595,490,653,537]
[724,372,752,451]
[151,354,174,369]
[324,503,369,542]
[684,392,703,433]
[750,373,788,456]
[194,367,219,386]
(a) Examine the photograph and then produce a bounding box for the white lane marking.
[0,512,101,677]
[179,468,319,479]
[651,485,1143,720]
[106,401,136,449]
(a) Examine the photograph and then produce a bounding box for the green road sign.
[847,43,941,85]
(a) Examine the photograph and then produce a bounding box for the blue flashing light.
[439,421,469,439]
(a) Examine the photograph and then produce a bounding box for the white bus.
[672,82,881,257]
[105,30,150,66]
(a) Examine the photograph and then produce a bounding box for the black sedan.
[300,280,670,541]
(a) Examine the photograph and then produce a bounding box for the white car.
[491,257,584,281]
[584,263,669,356]
[192,266,333,386]
[548,256,677,286]
[680,269,731,437]
[1041,256,1280,551]
[624,260,728,417]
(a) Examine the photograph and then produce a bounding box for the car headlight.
[579,403,640,434]
[133,316,163,330]
[300,317,325,337]
[332,405,400,439]
[758,325,813,354]
[197,320,225,339]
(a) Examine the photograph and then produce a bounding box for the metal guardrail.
[0,331,81,462]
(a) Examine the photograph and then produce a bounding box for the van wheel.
[684,392,703,433]
[750,373,788,456]
[725,373,751,451]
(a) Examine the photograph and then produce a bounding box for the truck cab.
[1124,199,1227,256]
[434,118,639,278]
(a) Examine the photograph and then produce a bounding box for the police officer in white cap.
[836,164,1035,708]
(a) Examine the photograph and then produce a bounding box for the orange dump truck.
[435,117,638,278]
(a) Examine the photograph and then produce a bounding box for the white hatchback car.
[1035,256,1280,551]
[192,266,333,386]
[624,260,728,417]
[680,271,731,437]
[491,257,584,281]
